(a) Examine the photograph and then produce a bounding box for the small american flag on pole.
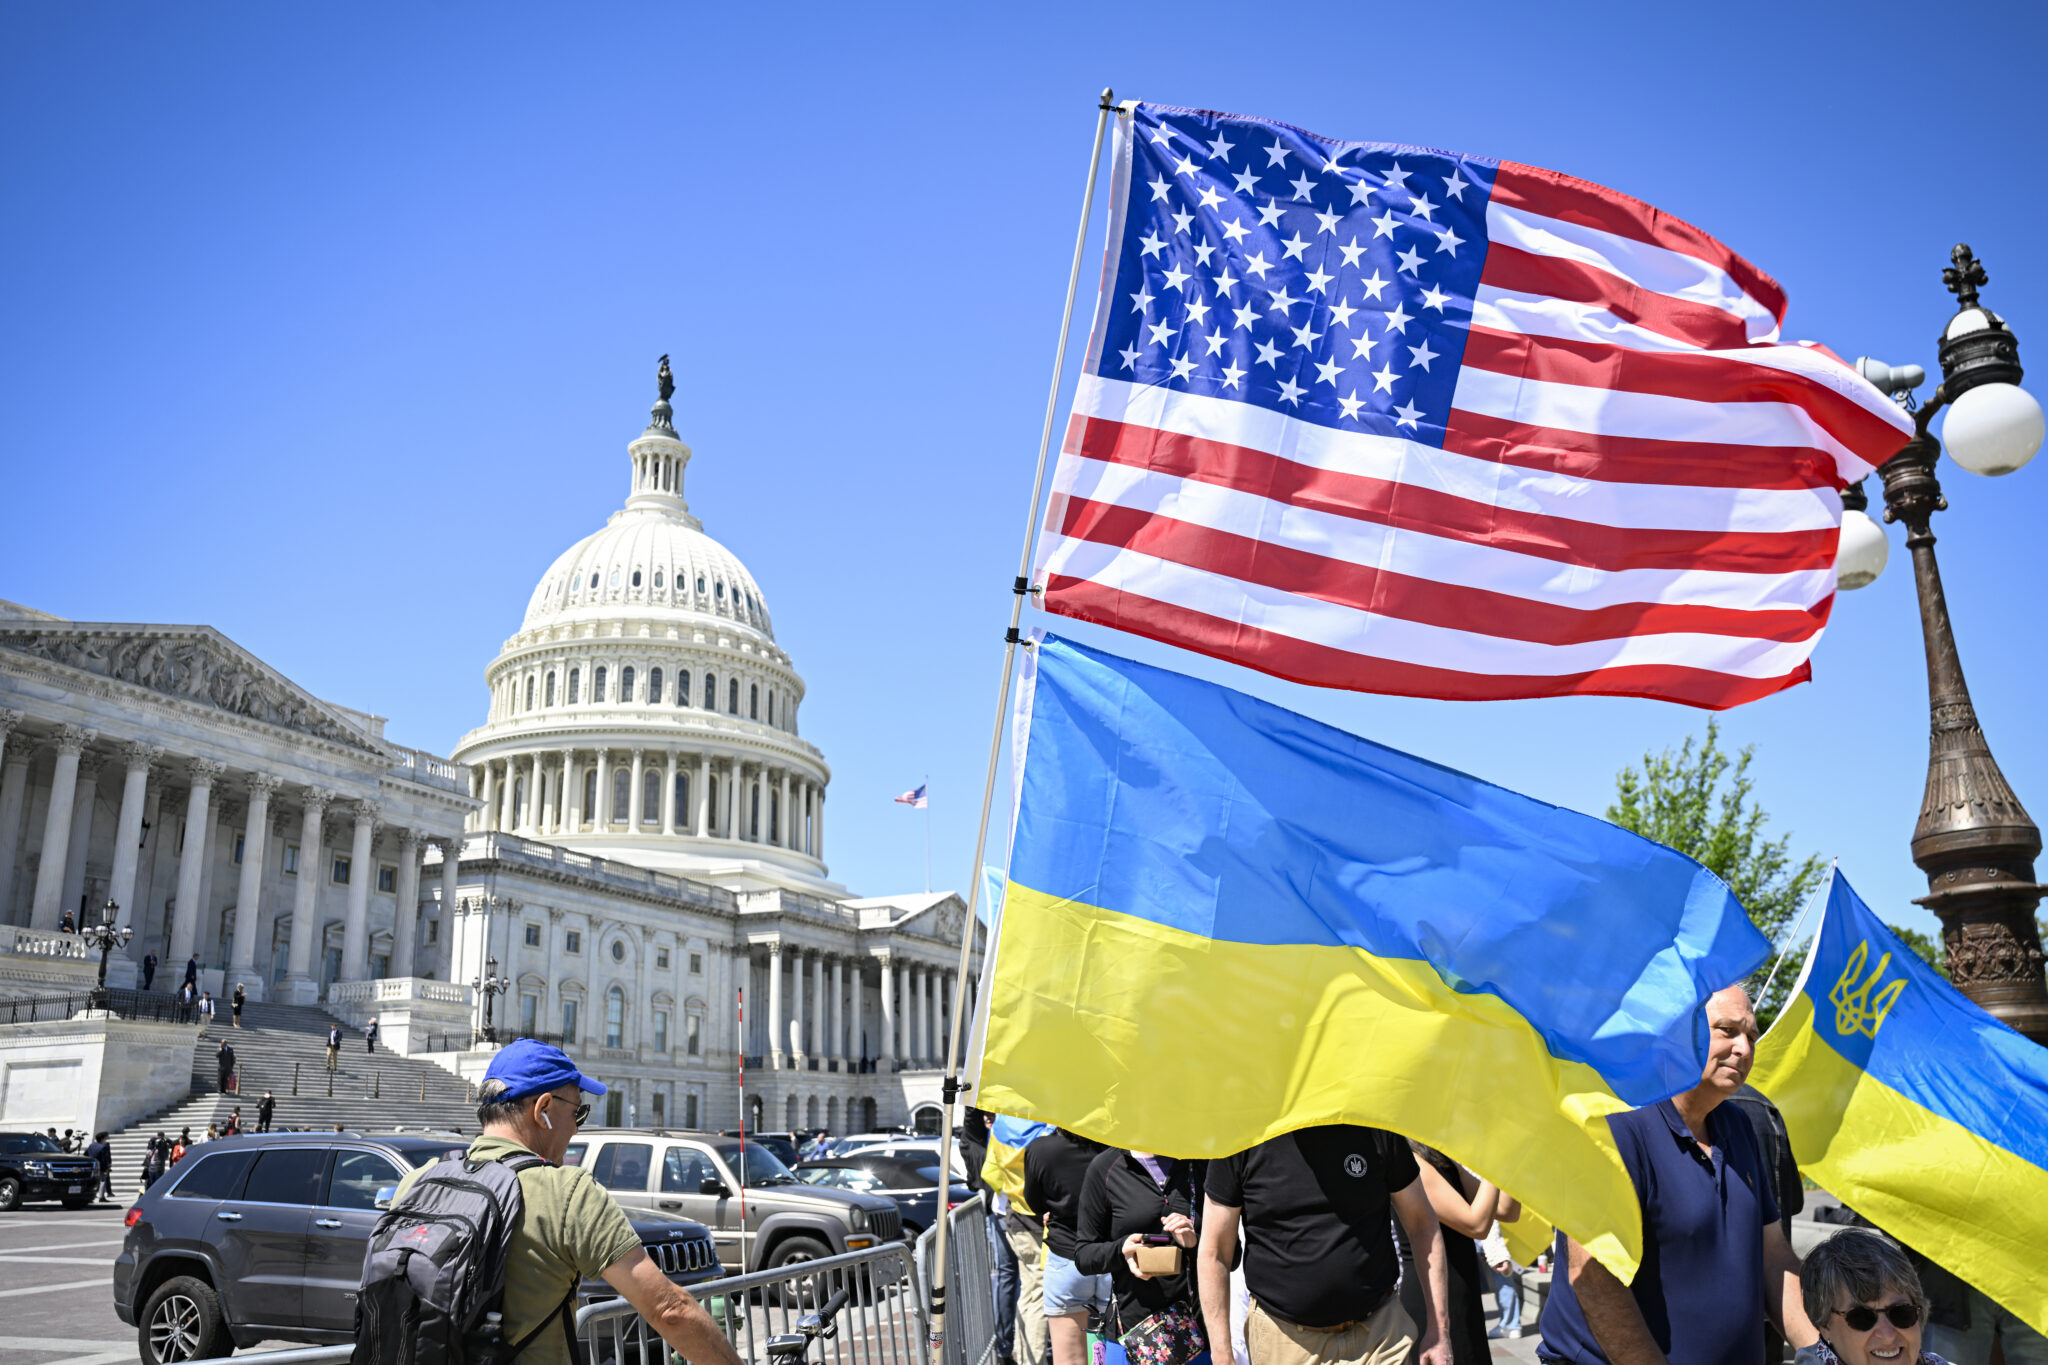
[1035,103,1913,709]
[895,783,929,808]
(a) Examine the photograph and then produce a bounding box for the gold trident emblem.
[1830,940,1906,1040]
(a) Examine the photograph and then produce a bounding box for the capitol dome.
[452,362,835,892]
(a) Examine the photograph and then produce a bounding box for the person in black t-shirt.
[1024,1129,1110,1365]
[1197,1125,1450,1365]
[1076,1148,1204,1360]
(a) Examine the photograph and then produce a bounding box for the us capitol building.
[0,361,983,1135]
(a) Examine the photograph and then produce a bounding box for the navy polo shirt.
[1538,1098,1778,1365]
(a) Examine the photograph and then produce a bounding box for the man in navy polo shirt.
[1539,985,1816,1365]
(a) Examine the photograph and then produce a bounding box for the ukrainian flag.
[1750,870,2048,1333]
[973,635,1770,1279]
[980,1115,1054,1212]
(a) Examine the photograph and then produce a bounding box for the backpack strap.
[501,1286,580,1361]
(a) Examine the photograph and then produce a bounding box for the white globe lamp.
[1836,498,1889,590]
[1941,380,2044,477]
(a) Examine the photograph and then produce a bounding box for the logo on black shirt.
[1343,1153,1367,1178]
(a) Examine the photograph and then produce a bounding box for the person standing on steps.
[366,1018,379,1053]
[216,1038,236,1093]
[388,1039,748,1365]
[326,1022,342,1072]
[141,951,157,991]
[183,954,199,991]
[257,1090,275,1132]
[230,982,246,1028]
[197,990,215,1033]
[223,1108,242,1137]
[86,1130,112,1202]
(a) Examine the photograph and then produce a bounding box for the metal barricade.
[913,1196,998,1365]
[577,1240,928,1365]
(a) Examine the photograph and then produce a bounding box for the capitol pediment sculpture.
[0,624,373,749]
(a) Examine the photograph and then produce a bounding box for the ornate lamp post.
[473,955,509,1045]
[1849,245,2048,1043]
[80,898,132,1009]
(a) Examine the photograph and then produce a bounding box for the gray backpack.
[352,1152,580,1365]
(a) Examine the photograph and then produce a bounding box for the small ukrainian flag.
[1752,869,2048,1334]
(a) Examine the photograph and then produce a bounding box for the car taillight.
[125,1208,143,1228]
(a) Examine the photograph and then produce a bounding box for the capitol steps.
[101,998,480,1194]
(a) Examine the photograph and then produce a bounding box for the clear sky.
[5,2,2046,956]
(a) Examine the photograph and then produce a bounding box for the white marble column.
[278,789,333,1002]
[166,758,222,961]
[391,830,422,978]
[436,837,462,980]
[662,751,678,836]
[58,753,102,922]
[479,762,499,833]
[814,788,825,862]
[523,754,543,836]
[0,714,30,924]
[725,760,741,842]
[538,758,556,834]
[791,948,809,1061]
[593,750,611,827]
[877,954,895,1068]
[500,759,520,832]
[829,955,843,1063]
[225,774,279,995]
[105,742,158,935]
[808,950,823,1058]
[925,968,939,1065]
[29,725,94,929]
[628,748,646,831]
[695,754,711,836]
[767,940,785,1066]
[339,801,378,982]
[778,770,792,847]
[565,751,584,831]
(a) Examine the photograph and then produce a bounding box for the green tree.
[1608,720,1827,1024]
[1887,923,1946,974]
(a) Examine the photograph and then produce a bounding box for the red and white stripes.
[1036,160,1913,709]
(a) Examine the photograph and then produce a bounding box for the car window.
[731,1143,795,1185]
[661,1147,708,1193]
[167,1150,256,1200]
[563,1142,587,1167]
[911,1165,946,1184]
[326,1151,405,1210]
[242,1148,329,1205]
[795,1167,837,1187]
[398,1146,468,1169]
[839,1168,884,1192]
[1,1135,62,1155]
[593,1143,651,1192]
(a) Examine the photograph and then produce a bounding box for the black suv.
[0,1131,98,1209]
[114,1130,722,1363]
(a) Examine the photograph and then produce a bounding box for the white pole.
[924,776,932,894]
[925,87,1119,1365]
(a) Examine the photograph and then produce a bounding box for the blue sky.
[5,3,2046,956]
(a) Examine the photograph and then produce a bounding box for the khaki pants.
[1003,1216,1049,1365]
[1244,1296,1413,1365]
[325,1045,339,1072]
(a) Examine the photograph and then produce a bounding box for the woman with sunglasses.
[1797,1228,1946,1365]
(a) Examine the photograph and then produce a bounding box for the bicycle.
[764,1286,849,1365]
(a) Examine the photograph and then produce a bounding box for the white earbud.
[540,1109,554,1130]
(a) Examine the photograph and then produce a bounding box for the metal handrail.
[2,986,200,1025]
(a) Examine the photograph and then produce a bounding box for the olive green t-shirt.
[393,1134,641,1365]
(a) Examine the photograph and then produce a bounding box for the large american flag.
[1035,104,1913,709]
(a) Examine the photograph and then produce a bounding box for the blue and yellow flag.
[973,635,1770,1279]
[980,1115,1054,1213]
[1751,870,2048,1333]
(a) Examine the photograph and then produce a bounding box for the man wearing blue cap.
[393,1039,743,1365]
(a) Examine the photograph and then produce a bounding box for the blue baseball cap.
[483,1038,607,1102]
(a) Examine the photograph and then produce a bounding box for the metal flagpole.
[924,776,932,894]
[924,86,1119,1365]
[736,987,747,1230]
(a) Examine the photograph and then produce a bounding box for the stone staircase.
[104,998,480,1192]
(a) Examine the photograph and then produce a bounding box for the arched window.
[767,691,775,726]
[677,670,691,707]
[568,668,580,704]
[631,569,642,588]
[512,778,524,826]
[728,679,740,714]
[674,772,689,824]
[525,677,535,710]
[696,575,706,595]
[654,569,663,589]
[545,672,556,706]
[609,568,620,588]
[589,572,599,590]
[643,769,661,823]
[707,775,718,833]
[612,769,629,822]
[750,784,761,839]
[584,769,597,820]
[749,684,759,720]
[594,666,607,703]
[648,668,663,704]
[703,673,717,709]
[620,666,636,702]
[606,986,626,1048]
[770,790,779,843]
[715,580,725,600]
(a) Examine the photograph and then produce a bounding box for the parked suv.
[0,1131,99,1210]
[569,1128,900,1273]
[114,1130,722,1363]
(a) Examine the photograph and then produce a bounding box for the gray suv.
[568,1129,900,1273]
[114,1130,721,1363]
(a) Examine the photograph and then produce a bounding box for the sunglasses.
[539,1095,593,1127]
[1839,1304,1921,1332]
